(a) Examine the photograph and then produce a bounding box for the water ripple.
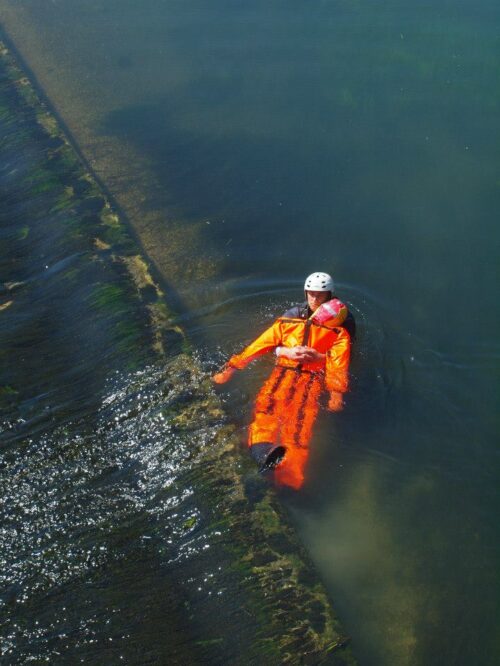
[0,359,229,662]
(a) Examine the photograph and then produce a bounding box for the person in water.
[213,272,354,490]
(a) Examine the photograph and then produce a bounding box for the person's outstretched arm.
[212,320,282,384]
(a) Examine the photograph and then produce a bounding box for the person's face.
[306,290,330,312]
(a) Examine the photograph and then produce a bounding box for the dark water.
[1,1,499,664]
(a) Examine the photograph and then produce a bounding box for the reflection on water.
[1,0,499,664]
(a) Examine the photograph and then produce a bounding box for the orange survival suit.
[224,304,352,489]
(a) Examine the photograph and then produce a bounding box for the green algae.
[182,516,197,531]
[0,385,17,396]
[90,283,128,313]
[50,186,75,213]
[0,385,18,410]
[194,638,224,647]
[29,174,61,195]
[0,37,180,364]
[0,37,175,402]
[114,319,145,360]
[35,109,59,137]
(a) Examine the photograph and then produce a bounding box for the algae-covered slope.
[0,53,172,423]
[0,41,356,664]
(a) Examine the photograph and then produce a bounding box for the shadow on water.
[99,96,354,272]
[0,23,201,332]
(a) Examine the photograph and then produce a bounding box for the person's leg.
[248,367,293,469]
[274,374,322,489]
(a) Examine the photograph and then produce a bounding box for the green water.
[0,1,499,664]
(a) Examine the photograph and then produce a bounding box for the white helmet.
[304,271,334,293]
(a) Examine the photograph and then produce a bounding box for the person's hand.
[212,366,236,384]
[301,347,325,362]
[278,346,325,362]
[278,346,308,361]
[327,391,344,411]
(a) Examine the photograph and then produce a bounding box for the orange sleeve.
[325,328,351,393]
[227,320,282,370]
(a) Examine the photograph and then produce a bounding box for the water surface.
[1,1,499,664]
